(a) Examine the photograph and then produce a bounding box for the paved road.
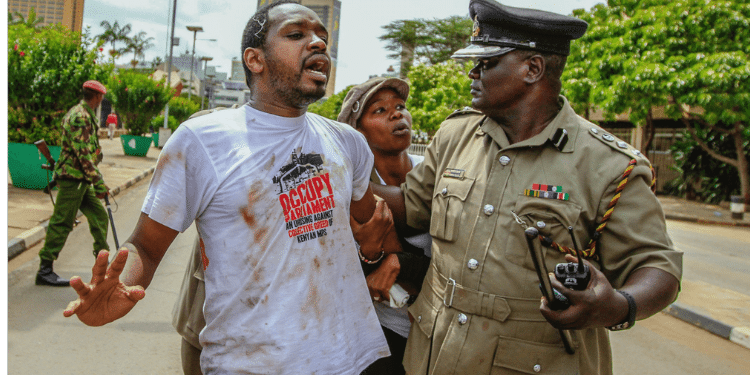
[7,176,750,374]
[8,178,194,375]
[610,220,750,374]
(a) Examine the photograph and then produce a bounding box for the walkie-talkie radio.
[553,227,591,291]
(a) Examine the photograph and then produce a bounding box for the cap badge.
[472,15,480,37]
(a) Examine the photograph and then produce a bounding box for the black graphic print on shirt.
[273,150,335,243]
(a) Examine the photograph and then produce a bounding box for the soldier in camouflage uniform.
[36,80,110,286]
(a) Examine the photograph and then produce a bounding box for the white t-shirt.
[142,105,389,375]
[372,154,432,337]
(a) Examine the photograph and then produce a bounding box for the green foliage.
[150,115,179,132]
[380,16,473,77]
[8,22,111,145]
[108,71,172,136]
[168,96,200,124]
[406,60,473,136]
[564,0,750,201]
[308,86,354,120]
[664,128,750,204]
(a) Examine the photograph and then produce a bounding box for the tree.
[379,20,429,78]
[151,56,164,69]
[379,16,472,78]
[126,31,155,69]
[406,60,473,136]
[98,21,132,64]
[307,85,354,120]
[8,23,111,145]
[563,0,750,203]
[8,7,44,28]
[107,71,172,136]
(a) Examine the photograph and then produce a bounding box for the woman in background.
[338,77,432,375]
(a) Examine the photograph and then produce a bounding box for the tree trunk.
[642,109,655,155]
[732,124,750,205]
[400,43,415,79]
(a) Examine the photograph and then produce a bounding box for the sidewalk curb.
[6,166,156,261]
[663,303,750,350]
[664,213,750,228]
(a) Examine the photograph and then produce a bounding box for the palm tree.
[98,20,132,64]
[126,31,155,69]
[9,7,45,28]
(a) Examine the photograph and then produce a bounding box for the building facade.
[8,0,85,32]
[257,0,341,98]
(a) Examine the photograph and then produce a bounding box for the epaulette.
[446,106,483,120]
[586,124,649,163]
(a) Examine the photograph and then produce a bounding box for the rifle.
[34,140,57,202]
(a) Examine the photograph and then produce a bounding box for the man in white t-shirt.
[63,2,393,374]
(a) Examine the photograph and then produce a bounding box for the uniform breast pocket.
[507,196,582,267]
[429,177,475,242]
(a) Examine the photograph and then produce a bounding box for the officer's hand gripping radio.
[553,227,591,291]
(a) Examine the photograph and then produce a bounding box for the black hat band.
[471,26,572,56]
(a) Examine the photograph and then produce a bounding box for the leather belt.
[429,264,546,322]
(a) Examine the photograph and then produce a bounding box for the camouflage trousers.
[38,179,109,261]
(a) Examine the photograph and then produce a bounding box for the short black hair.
[83,87,100,101]
[241,0,299,89]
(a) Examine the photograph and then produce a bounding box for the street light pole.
[163,0,178,134]
[186,26,203,101]
[200,56,213,111]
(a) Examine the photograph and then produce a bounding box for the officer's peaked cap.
[452,0,588,59]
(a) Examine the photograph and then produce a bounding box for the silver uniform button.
[417,315,422,322]
[590,127,599,134]
[467,259,479,270]
[617,141,628,149]
[457,313,468,325]
[602,133,615,142]
[536,221,546,229]
[483,204,495,216]
[441,188,448,196]
[499,155,511,165]
[533,364,541,373]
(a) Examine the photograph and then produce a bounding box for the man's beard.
[266,52,327,108]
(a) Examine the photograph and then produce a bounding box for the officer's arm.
[541,255,678,330]
[351,186,403,259]
[370,183,407,231]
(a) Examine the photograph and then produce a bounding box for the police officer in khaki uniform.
[373,1,683,374]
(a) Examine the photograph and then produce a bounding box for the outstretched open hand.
[63,249,145,327]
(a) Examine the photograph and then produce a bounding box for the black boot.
[35,259,70,287]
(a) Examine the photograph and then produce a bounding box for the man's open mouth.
[304,55,329,81]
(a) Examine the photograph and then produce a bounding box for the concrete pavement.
[7,135,750,350]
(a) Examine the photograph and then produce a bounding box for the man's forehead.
[268,4,326,31]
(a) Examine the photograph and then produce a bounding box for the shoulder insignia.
[446,106,483,120]
[586,125,649,163]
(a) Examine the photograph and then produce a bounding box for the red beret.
[83,80,107,94]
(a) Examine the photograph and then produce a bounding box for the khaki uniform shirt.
[401,97,682,375]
